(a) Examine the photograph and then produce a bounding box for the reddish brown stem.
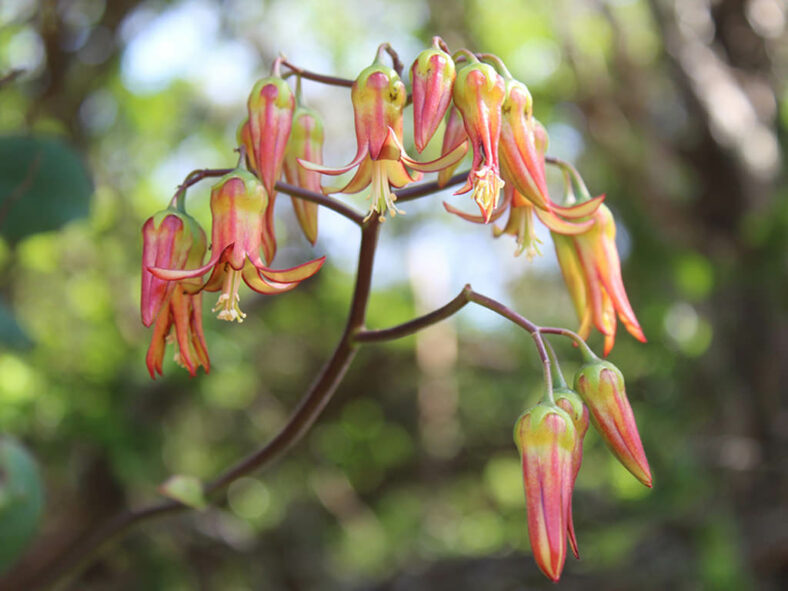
[281,60,354,88]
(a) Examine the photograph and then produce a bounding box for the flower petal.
[255,255,326,284]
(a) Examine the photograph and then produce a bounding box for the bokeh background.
[0,0,786,589]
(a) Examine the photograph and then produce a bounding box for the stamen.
[213,268,247,323]
[471,166,504,222]
[367,160,405,220]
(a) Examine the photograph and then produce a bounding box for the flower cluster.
[141,62,327,378]
[514,351,651,581]
[139,40,653,583]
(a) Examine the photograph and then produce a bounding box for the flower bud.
[574,359,652,487]
[410,44,456,152]
[514,404,577,582]
[554,388,589,559]
[247,76,295,196]
[284,106,324,245]
[352,63,406,160]
[499,80,551,211]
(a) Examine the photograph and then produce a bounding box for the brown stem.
[395,171,469,203]
[465,290,553,398]
[170,167,233,209]
[281,60,354,88]
[275,180,364,225]
[354,284,472,343]
[355,286,557,399]
[205,218,379,494]
[30,219,381,590]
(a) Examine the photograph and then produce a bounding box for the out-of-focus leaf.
[158,475,208,511]
[0,437,44,574]
[0,298,32,349]
[0,135,93,243]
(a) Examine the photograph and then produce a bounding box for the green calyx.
[248,77,293,110]
[411,47,454,79]
[215,169,268,210]
[502,79,532,117]
[291,106,324,144]
[513,402,575,452]
[574,359,624,393]
[455,62,502,94]
[553,388,585,422]
[355,63,405,104]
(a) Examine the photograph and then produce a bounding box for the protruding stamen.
[213,268,246,323]
[367,160,405,221]
[471,166,504,222]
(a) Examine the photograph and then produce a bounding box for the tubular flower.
[437,107,469,188]
[553,203,646,355]
[149,170,325,323]
[141,208,206,327]
[451,61,506,222]
[410,38,456,153]
[283,106,324,245]
[499,80,552,211]
[242,76,295,264]
[443,165,602,255]
[141,208,210,378]
[514,404,578,582]
[554,388,589,559]
[146,288,209,379]
[299,54,465,220]
[574,358,652,487]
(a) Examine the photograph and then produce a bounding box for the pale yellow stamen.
[366,160,405,221]
[165,332,186,368]
[471,167,504,221]
[213,268,246,323]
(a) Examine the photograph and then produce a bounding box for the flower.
[141,208,205,327]
[282,105,324,245]
[299,52,465,220]
[141,208,210,378]
[499,79,552,211]
[553,203,646,355]
[437,106,469,188]
[515,404,578,582]
[241,76,295,264]
[443,166,601,255]
[553,388,589,559]
[149,170,325,323]
[146,288,209,378]
[410,38,456,153]
[450,60,506,222]
[574,358,652,487]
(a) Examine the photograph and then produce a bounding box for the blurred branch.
[0,69,24,90]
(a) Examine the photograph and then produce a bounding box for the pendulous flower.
[299,50,465,220]
[283,105,325,245]
[149,170,325,323]
[242,75,295,264]
[410,38,456,153]
[141,208,210,378]
[574,357,652,487]
[553,202,646,355]
[514,403,578,582]
[554,388,589,559]
[450,59,506,222]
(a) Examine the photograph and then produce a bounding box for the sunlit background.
[0,0,786,589]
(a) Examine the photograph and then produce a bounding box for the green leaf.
[0,135,93,244]
[158,475,208,511]
[0,437,44,574]
[0,297,32,349]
